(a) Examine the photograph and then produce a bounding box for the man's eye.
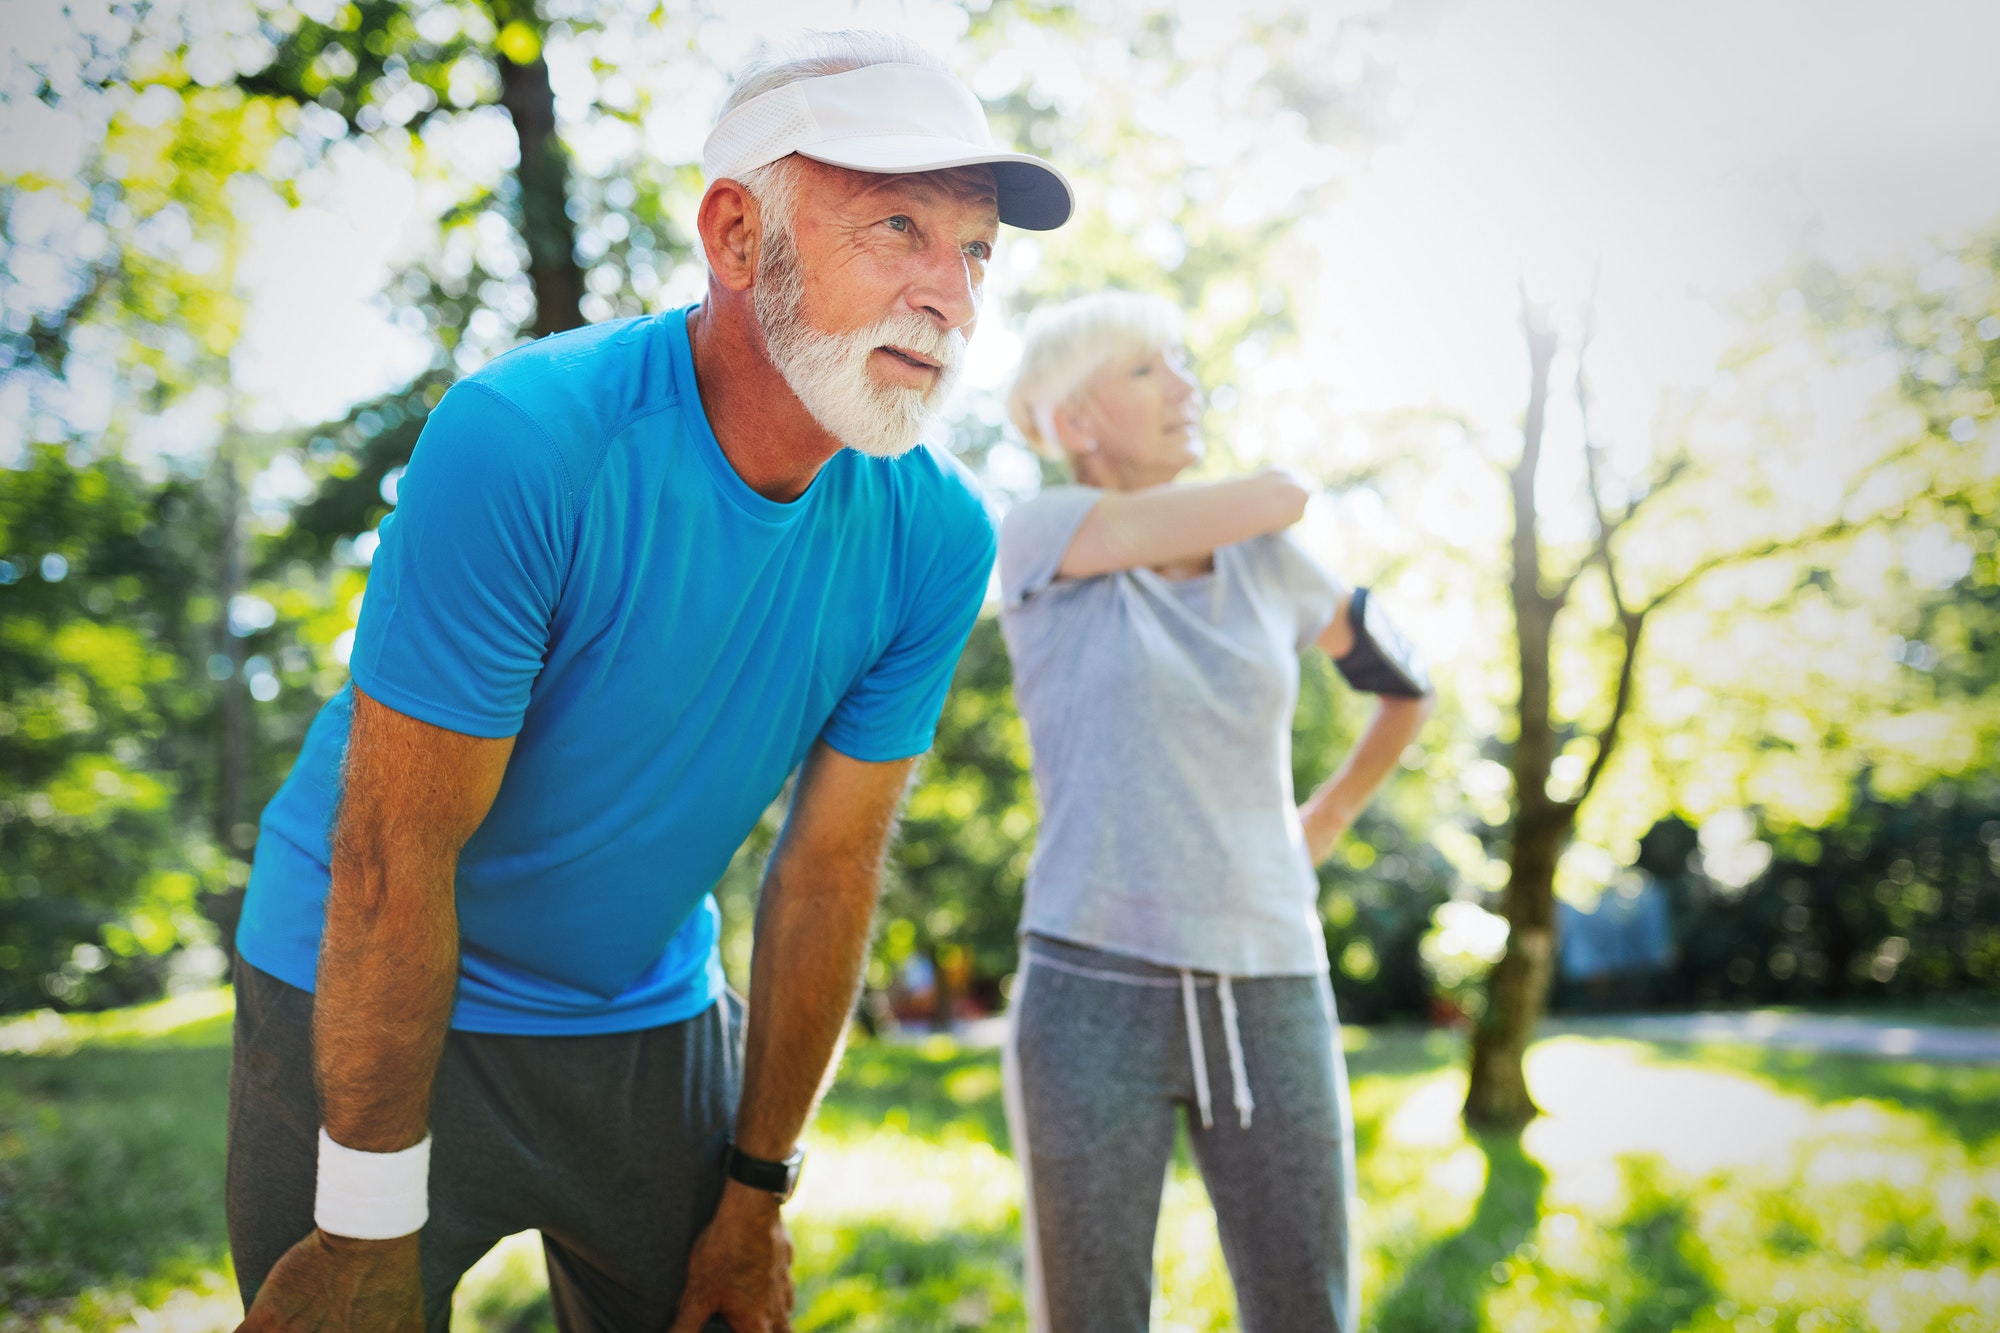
[965,241,992,262]
[885,215,911,232]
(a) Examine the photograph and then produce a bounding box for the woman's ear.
[1050,400,1097,456]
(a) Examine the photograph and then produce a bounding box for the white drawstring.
[1179,969,1215,1130]
[1217,975,1255,1129]
[718,992,735,1095]
[1030,945,1254,1134]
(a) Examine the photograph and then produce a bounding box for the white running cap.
[702,62,1074,232]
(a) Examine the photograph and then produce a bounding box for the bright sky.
[233,0,2000,456]
[1304,0,2000,453]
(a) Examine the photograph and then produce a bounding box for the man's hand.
[674,741,910,1332]
[235,1232,423,1333]
[668,1183,795,1333]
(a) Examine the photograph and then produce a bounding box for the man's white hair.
[720,30,954,226]
[1007,291,1185,457]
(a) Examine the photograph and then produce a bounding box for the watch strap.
[725,1141,806,1201]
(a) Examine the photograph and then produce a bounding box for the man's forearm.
[732,853,879,1160]
[313,844,460,1153]
[308,694,510,1158]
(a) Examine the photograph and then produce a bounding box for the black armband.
[1334,586,1431,698]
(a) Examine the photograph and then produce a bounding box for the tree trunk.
[217,434,249,847]
[495,41,585,337]
[1466,802,1570,1129]
[930,947,956,1034]
[213,434,251,956]
[1465,307,1570,1133]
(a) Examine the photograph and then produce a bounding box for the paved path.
[898,1011,2000,1063]
[1545,1011,2000,1063]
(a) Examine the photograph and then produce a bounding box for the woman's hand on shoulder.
[1056,467,1314,580]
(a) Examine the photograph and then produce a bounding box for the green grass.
[3,995,1998,1332]
[0,991,237,1325]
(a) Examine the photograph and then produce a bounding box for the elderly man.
[226,31,1071,1333]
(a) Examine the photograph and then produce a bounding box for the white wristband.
[314,1128,431,1240]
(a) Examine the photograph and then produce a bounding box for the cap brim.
[796,136,1074,231]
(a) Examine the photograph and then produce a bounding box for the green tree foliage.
[877,619,1036,1013]
[4,0,1995,1037]
[1647,782,2000,1006]
[2,0,290,1008]
[234,0,598,339]
[0,448,233,1011]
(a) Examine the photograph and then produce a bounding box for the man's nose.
[904,237,980,332]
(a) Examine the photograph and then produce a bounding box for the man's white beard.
[753,223,966,460]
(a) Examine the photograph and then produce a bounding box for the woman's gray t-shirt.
[997,485,1345,977]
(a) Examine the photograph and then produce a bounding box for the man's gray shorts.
[226,960,742,1332]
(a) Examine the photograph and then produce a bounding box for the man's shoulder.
[454,311,689,451]
[901,442,990,521]
[823,445,993,604]
[884,443,996,564]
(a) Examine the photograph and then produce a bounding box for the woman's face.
[1067,346,1203,485]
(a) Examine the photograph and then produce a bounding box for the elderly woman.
[997,290,1434,1333]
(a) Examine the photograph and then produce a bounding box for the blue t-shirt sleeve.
[350,382,574,738]
[820,492,998,764]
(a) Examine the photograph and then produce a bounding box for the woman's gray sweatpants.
[1003,934,1359,1333]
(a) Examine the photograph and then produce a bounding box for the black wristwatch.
[724,1140,807,1203]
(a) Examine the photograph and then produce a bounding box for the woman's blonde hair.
[1006,290,1183,456]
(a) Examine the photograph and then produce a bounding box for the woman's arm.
[1299,693,1434,864]
[1056,468,1311,579]
[1298,592,1436,862]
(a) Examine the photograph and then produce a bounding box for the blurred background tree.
[1,0,1993,1078]
[1457,253,1999,1128]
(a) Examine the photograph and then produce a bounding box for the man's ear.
[698,179,759,292]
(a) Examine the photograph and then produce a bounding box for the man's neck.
[685,293,844,505]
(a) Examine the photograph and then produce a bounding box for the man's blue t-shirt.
[236,307,996,1035]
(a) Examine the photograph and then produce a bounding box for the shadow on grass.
[1606,1158,1720,1333]
[1643,1042,2000,1147]
[793,1214,1023,1333]
[1343,1026,1466,1084]
[1370,1131,1547,1333]
[1371,1138,1725,1333]
[0,1037,233,1309]
[451,1213,1027,1333]
[817,1038,1010,1149]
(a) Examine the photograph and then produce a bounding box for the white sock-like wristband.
[314,1128,431,1240]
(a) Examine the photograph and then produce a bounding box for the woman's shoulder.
[998,486,1112,622]
[1000,484,1102,532]
[998,485,1103,569]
